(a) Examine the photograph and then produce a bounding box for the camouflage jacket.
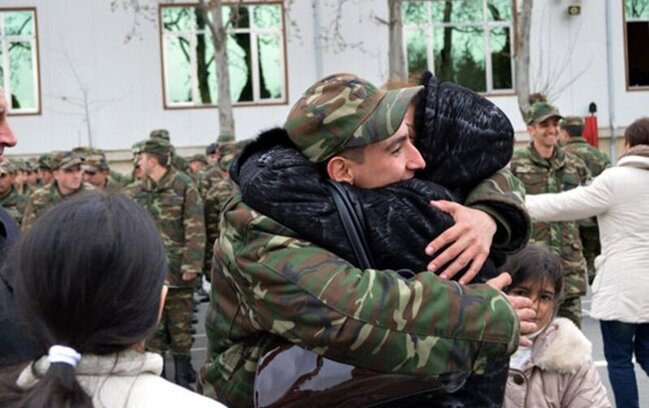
[511,144,590,297]
[21,182,94,231]
[0,186,27,225]
[563,137,611,178]
[203,176,235,273]
[123,168,205,288]
[198,164,225,199]
[200,193,520,407]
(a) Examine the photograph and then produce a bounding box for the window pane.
[403,1,428,24]
[224,6,250,29]
[162,7,192,32]
[627,21,649,86]
[406,28,428,78]
[431,0,482,24]
[4,11,33,36]
[434,26,486,92]
[227,33,252,102]
[165,36,193,103]
[9,41,35,109]
[254,5,281,29]
[257,34,282,99]
[625,0,649,19]
[487,0,512,22]
[491,27,512,89]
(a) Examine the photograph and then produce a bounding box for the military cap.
[526,101,562,125]
[0,160,16,175]
[82,150,110,172]
[189,153,208,165]
[150,129,171,142]
[284,73,423,163]
[205,142,220,156]
[25,158,39,172]
[217,142,241,173]
[38,153,53,170]
[561,116,584,128]
[217,133,235,143]
[141,138,172,157]
[51,151,84,170]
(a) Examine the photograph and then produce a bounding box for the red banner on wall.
[583,115,599,147]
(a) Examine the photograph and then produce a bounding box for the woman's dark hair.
[2,192,167,407]
[500,244,564,304]
[624,117,649,147]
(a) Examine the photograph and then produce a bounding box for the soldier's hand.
[425,200,496,284]
[182,272,197,281]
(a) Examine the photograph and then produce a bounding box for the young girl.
[502,244,610,407]
[0,193,223,408]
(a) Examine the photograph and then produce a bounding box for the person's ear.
[326,156,354,184]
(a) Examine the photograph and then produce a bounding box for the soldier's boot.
[174,356,195,391]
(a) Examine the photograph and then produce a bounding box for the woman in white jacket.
[525,117,649,408]
[0,193,224,408]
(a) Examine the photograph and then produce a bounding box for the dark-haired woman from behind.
[0,192,224,407]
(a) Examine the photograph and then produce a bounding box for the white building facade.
[1,0,647,165]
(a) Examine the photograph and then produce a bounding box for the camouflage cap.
[526,101,562,125]
[83,150,110,171]
[217,142,241,173]
[561,115,584,127]
[38,153,53,170]
[150,129,170,142]
[285,73,423,163]
[51,151,84,170]
[189,153,208,165]
[25,158,39,172]
[0,160,17,175]
[141,138,172,157]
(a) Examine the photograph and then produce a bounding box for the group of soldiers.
[511,98,611,328]
[0,128,244,391]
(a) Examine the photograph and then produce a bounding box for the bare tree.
[515,0,533,120]
[387,0,406,81]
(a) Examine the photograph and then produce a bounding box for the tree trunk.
[388,0,406,81]
[515,0,532,121]
[204,0,236,141]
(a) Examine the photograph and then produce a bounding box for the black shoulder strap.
[325,180,374,269]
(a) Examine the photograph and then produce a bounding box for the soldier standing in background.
[205,142,220,165]
[123,138,205,391]
[0,161,27,225]
[21,151,92,231]
[189,154,208,175]
[37,153,53,186]
[559,116,611,283]
[78,149,122,191]
[511,101,591,328]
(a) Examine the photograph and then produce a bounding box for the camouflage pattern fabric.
[199,193,520,407]
[563,136,611,283]
[0,185,27,225]
[285,73,422,163]
[123,168,205,289]
[203,177,236,274]
[147,287,195,357]
[21,182,94,231]
[525,101,562,125]
[198,164,225,199]
[511,143,590,327]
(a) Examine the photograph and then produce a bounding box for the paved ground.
[185,289,648,407]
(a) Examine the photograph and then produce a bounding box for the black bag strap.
[325,180,374,269]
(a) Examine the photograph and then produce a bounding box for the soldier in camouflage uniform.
[511,103,591,328]
[189,154,209,174]
[0,161,27,225]
[200,73,533,407]
[37,153,53,186]
[559,116,611,283]
[150,129,193,177]
[123,138,205,390]
[78,149,122,191]
[22,151,93,231]
[202,141,240,276]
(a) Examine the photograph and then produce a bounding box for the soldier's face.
[53,166,83,195]
[508,278,557,333]
[528,117,560,150]
[0,90,17,162]
[38,169,53,184]
[339,104,425,189]
[0,172,13,194]
[138,153,155,177]
[83,168,108,188]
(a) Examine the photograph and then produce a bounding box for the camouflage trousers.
[147,287,194,357]
[580,225,601,284]
[558,295,582,329]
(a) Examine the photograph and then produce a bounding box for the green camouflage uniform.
[0,185,27,225]
[511,143,590,327]
[563,134,611,283]
[123,161,206,357]
[200,73,522,407]
[21,181,93,231]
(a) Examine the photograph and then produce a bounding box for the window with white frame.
[0,8,40,114]
[160,2,286,108]
[625,0,649,88]
[402,0,514,94]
